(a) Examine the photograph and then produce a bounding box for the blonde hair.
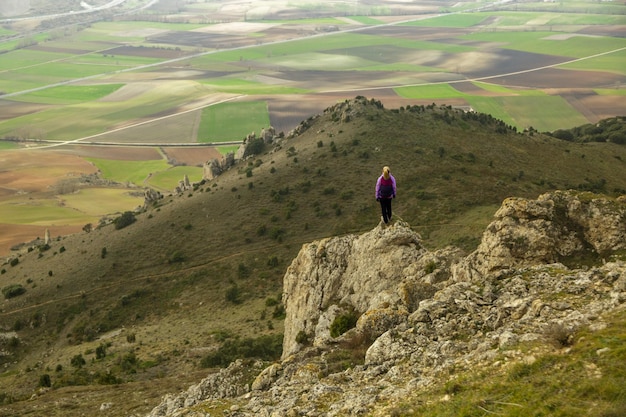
[382,166,390,180]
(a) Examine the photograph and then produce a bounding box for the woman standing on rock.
[375,166,396,225]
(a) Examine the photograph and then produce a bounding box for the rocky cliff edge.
[148,190,626,416]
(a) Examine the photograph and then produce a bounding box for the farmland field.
[0,0,625,255]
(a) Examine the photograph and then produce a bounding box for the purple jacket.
[375,174,396,199]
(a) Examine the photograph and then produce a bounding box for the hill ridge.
[1,98,625,416]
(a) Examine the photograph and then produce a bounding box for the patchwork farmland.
[0,0,625,255]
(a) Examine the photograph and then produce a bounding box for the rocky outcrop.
[147,191,626,417]
[282,221,427,358]
[455,190,626,282]
[202,152,235,181]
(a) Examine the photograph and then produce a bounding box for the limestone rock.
[455,190,626,281]
[282,221,426,358]
[146,190,626,417]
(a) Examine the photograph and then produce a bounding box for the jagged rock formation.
[203,152,235,181]
[144,188,163,208]
[147,191,626,417]
[203,127,279,181]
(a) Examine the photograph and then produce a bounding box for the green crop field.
[147,166,204,191]
[198,101,270,142]
[0,81,212,140]
[86,158,171,186]
[203,78,308,95]
[0,197,93,225]
[61,188,144,215]
[403,13,490,28]
[462,31,626,58]
[467,95,589,132]
[10,84,124,104]
[0,49,73,71]
[595,88,626,96]
[395,84,467,99]
[560,49,626,75]
[0,141,17,150]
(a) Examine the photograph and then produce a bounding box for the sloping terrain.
[0,98,625,416]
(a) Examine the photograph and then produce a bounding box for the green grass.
[61,188,144,215]
[595,88,626,96]
[347,16,385,25]
[86,158,170,186]
[0,81,211,140]
[471,82,546,96]
[559,48,626,75]
[395,84,468,99]
[90,20,206,32]
[403,13,491,28]
[216,145,240,155]
[0,49,73,71]
[190,32,472,65]
[202,78,308,95]
[249,17,347,25]
[263,52,379,71]
[466,95,589,131]
[402,309,626,417]
[462,31,626,58]
[147,166,204,191]
[0,141,18,150]
[10,84,124,104]
[198,101,270,142]
[0,198,93,225]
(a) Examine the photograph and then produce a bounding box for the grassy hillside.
[1,98,625,416]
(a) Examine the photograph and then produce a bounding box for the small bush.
[2,284,26,299]
[168,251,185,264]
[424,261,438,274]
[295,330,309,345]
[9,258,18,267]
[265,297,280,307]
[272,304,286,319]
[330,310,359,338]
[114,211,136,230]
[38,374,51,388]
[70,354,86,369]
[225,285,241,304]
[200,333,283,368]
[544,323,575,348]
[95,344,107,360]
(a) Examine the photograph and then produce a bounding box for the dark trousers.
[379,198,392,223]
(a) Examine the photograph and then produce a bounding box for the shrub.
[168,251,185,264]
[2,284,26,299]
[424,261,438,274]
[114,211,136,230]
[330,310,359,338]
[544,323,575,348]
[200,334,283,368]
[272,304,285,319]
[265,297,279,307]
[38,374,51,388]
[70,354,86,369]
[295,330,309,345]
[96,344,107,360]
[101,247,107,259]
[225,285,241,304]
[9,258,18,267]
[267,256,279,267]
